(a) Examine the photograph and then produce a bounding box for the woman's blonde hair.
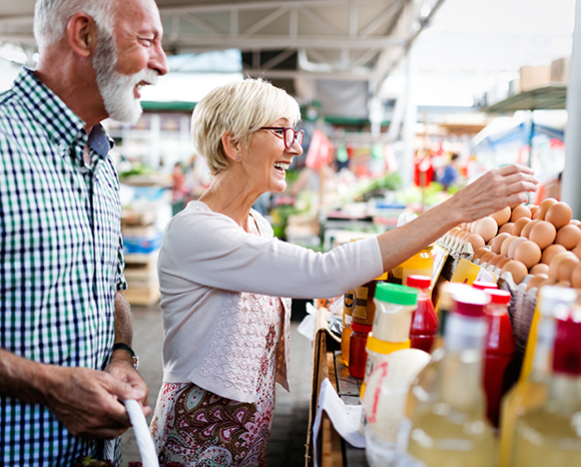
[191,78,301,175]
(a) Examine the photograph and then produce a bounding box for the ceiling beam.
[164,35,406,50]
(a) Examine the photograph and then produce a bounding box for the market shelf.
[481,85,567,113]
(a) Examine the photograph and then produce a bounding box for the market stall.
[306,199,581,466]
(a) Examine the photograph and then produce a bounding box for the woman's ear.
[221,132,242,162]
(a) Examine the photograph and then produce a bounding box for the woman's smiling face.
[240,117,303,194]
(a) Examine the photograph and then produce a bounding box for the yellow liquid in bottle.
[498,378,548,467]
[511,408,581,466]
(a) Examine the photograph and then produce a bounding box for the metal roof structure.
[0,0,445,116]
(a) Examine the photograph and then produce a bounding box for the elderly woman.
[150,79,537,466]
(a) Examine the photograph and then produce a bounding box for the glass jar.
[349,322,372,379]
[341,289,354,366]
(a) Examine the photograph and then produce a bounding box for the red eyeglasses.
[260,127,304,149]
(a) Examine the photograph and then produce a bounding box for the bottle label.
[344,315,353,325]
[353,286,369,320]
[344,290,354,316]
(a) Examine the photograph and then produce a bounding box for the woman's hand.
[376,164,539,272]
[447,164,539,223]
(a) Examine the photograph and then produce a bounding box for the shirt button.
[80,167,88,174]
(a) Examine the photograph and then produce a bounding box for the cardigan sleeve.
[159,203,384,299]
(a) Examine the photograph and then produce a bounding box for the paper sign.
[313,379,365,467]
[450,258,497,285]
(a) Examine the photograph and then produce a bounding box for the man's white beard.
[93,29,158,124]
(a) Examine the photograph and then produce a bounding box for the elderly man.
[0,0,168,465]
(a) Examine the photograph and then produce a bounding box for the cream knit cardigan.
[158,200,383,403]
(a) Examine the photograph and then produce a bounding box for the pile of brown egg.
[447,198,581,289]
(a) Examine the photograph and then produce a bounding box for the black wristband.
[112,343,139,369]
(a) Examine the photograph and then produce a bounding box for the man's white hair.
[33,0,116,50]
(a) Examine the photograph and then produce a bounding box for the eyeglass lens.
[285,129,304,148]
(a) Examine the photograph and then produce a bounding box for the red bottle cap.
[553,319,581,376]
[486,289,511,304]
[407,275,431,289]
[452,287,490,317]
[473,281,498,290]
[351,322,372,333]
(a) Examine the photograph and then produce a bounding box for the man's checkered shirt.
[0,68,127,466]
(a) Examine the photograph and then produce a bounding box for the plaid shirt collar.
[13,67,114,159]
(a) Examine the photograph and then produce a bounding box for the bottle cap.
[553,318,581,375]
[472,281,498,290]
[539,286,578,318]
[375,283,418,306]
[452,287,490,317]
[407,275,431,289]
[351,322,372,333]
[486,289,511,304]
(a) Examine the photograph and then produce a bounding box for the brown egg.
[491,232,512,254]
[521,219,540,238]
[570,219,581,227]
[497,257,512,270]
[501,260,528,284]
[488,254,506,267]
[527,273,549,291]
[534,198,558,220]
[555,225,581,250]
[508,237,528,260]
[511,205,532,222]
[470,222,478,233]
[472,250,487,264]
[476,217,499,243]
[572,242,581,260]
[529,221,557,250]
[557,257,580,282]
[528,205,538,218]
[556,281,572,288]
[541,244,567,265]
[514,241,542,269]
[512,218,532,237]
[480,251,496,265]
[466,234,485,251]
[499,222,515,235]
[571,263,581,288]
[545,202,573,229]
[501,236,517,257]
[537,278,558,291]
[490,207,512,226]
[530,263,550,275]
[548,251,578,280]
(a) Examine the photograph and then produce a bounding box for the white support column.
[401,46,418,189]
[562,0,581,219]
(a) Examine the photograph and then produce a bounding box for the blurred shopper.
[0,0,168,465]
[150,78,537,466]
[439,153,461,191]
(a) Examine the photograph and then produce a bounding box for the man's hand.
[105,350,151,417]
[38,364,144,439]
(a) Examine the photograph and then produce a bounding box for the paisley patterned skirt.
[151,302,282,466]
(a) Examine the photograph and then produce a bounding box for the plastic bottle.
[391,248,433,286]
[509,317,581,466]
[405,286,496,467]
[341,289,354,366]
[407,275,440,353]
[482,289,515,427]
[349,322,372,379]
[361,283,418,397]
[498,286,578,467]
